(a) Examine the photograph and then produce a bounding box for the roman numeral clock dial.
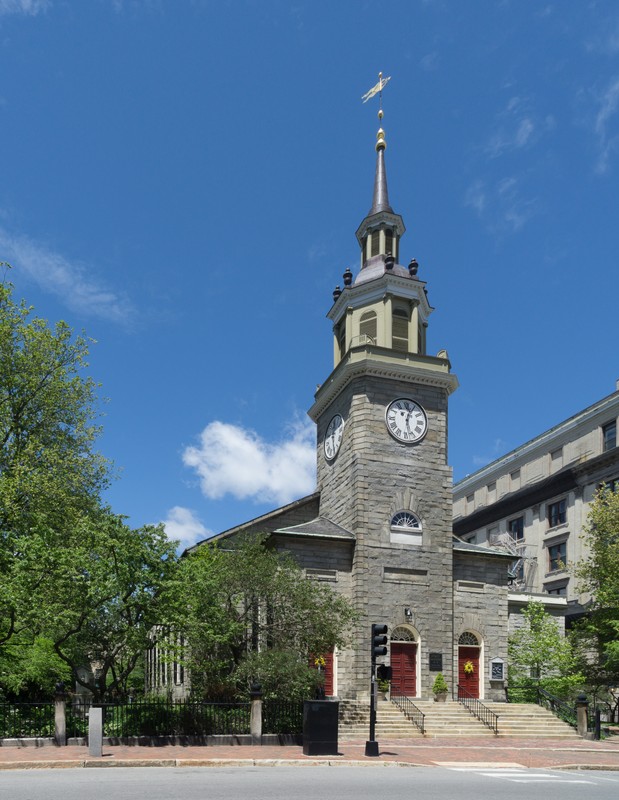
[385,398,428,443]
[324,414,345,461]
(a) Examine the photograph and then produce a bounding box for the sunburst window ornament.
[390,511,421,530]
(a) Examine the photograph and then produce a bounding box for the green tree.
[573,486,619,715]
[160,535,357,700]
[0,276,178,699]
[0,276,110,649]
[508,600,582,699]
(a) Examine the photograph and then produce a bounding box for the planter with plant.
[432,673,449,702]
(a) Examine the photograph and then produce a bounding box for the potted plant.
[432,673,449,702]
[377,677,390,700]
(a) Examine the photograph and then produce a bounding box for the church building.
[186,112,514,702]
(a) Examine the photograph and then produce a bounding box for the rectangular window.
[508,516,524,541]
[487,482,496,502]
[510,469,521,490]
[488,525,499,544]
[466,493,474,512]
[547,498,567,527]
[548,541,567,571]
[603,420,617,452]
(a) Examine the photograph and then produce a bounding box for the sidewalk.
[1,737,619,771]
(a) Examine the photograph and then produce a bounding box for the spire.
[369,127,393,215]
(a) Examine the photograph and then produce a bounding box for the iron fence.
[0,702,55,739]
[262,699,303,734]
[69,698,252,738]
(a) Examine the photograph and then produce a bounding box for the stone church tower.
[180,106,511,705]
[308,120,459,699]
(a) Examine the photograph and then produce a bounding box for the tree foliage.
[508,600,582,698]
[160,535,357,699]
[572,486,619,703]
[0,277,178,700]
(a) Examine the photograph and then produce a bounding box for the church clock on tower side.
[308,93,459,699]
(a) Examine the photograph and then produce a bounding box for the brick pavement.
[1,737,618,770]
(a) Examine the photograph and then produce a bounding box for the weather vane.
[361,72,391,121]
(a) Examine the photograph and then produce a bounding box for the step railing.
[535,687,579,730]
[457,685,499,734]
[390,694,425,734]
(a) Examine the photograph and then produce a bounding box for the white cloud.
[183,418,316,506]
[594,77,619,174]
[0,0,48,15]
[465,176,537,234]
[0,228,135,323]
[162,506,212,551]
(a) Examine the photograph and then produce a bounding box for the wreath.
[314,656,326,668]
[463,660,475,675]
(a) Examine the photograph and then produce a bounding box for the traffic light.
[376,664,392,682]
[371,623,388,659]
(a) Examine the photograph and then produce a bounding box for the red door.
[390,642,417,697]
[458,646,480,698]
[323,651,334,696]
[311,652,334,697]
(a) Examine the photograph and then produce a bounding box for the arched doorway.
[458,632,481,699]
[390,626,418,698]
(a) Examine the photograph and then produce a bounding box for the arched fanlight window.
[391,626,417,642]
[390,511,422,532]
[458,632,480,646]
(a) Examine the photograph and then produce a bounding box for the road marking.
[443,766,596,784]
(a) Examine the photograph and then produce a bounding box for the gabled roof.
[184,492,320,555]
[274,516,355,541]
[452,535,514,559]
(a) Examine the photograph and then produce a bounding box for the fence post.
[250,683,263,744]
[576,693,589,738]
[54,682,67,746]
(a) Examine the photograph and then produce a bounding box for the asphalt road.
[2,766,619,800]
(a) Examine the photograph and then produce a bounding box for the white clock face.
[385,398,428,443]
[324,414,345,461]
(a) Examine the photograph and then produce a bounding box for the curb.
[1,757,618,771]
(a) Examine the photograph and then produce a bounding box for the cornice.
[327,271,432,323]
[308,345,458,421]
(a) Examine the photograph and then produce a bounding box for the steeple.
[369,127,393,215]
[355,109,405,271]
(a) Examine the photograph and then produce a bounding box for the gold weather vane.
[361,72,391,119]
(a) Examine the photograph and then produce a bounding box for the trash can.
[302,700,339,755]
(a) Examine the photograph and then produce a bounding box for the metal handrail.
[390,693,425,734]
[457,685,499,734]
[536,687,578,729]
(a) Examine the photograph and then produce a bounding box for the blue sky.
[1,1,617,550]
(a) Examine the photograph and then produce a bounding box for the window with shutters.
[359,311,377,344]
[370,230,380,256]
[392,308,409,352]
[384,228,393,257]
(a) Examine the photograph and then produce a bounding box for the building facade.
[172,118,514,703]
[453,387,619,626]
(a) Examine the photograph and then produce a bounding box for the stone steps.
[338,699,581,739]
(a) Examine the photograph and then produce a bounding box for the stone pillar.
[576,693,589,738]
[250,683,263,744]
[54,682,66,746]
[88,707,103,757]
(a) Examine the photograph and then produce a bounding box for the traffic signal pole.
[365,624,387,758]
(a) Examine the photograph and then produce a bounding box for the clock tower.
[308,118,459,699]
